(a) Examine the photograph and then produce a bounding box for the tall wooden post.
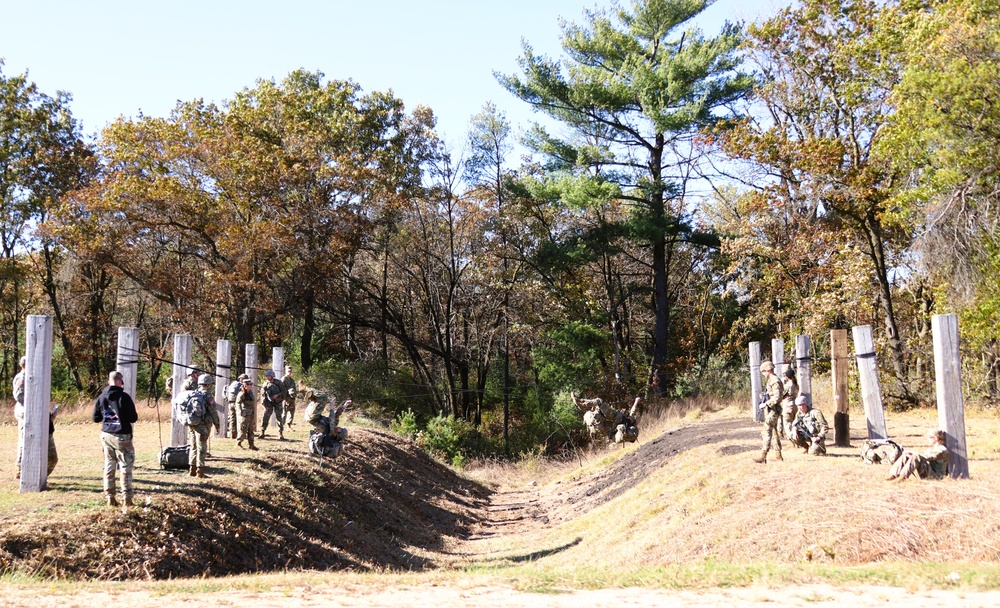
[796,335,812,404]
[116,327,140,400]
[831,329,850,446]
[20,315,53,493]
[932,314,970,478]
[772,338,786,379]
[852,325,888,440]
[215,340,232,438]
[245,344,259,390]
[272,347,284,379]
[170,334,192,446]
[750,342,763,422]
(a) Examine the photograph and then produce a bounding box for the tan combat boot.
[752,450,768,464]
[123,495,134,507]
[106,494,119,507]
[773,450,783,461]
[188,464,197,477]
[196,467,207,479]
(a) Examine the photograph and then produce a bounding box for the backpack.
[860,439,903,465]
[309,424,347,459]
[159,445,190,470]
[225,380,242,402]
[175,389,208,426]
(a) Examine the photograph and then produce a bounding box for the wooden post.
[170,334,192,446]
[796,335,812,405]
[852,325,888,440]
[245,344,259,390]
[215,340,232,438]
[20,315,53,493]
[750,342,763,423]
[772,338,786,379]
[272,347,284,379]
[932,314,970,478]
[116,327,140,400]
[831,329,851,447]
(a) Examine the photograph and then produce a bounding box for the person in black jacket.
[92,370,139,507]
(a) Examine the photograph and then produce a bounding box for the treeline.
[2,0,999,457]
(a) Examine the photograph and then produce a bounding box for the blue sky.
[1,0,779,150]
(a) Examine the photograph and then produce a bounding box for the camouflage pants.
[261,400,284,434]
[47,433,57,476]
[227,401,239,439]
[236,402,256,443]
[283,398,296,425]
[188,422,211,468]
[101,432,134,498]
[790,428,826,455]
[760,411,782,453]
[781,404,797,439]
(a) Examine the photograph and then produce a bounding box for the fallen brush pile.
[0,429,490,580]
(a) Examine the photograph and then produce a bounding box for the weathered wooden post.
[170,334,192,446]
[932,314,970,478]
[772,338,786,379]
[20,315,53,493]
[852,325,888,440]
[831,329,851,446]
[272,347,284,379]
[215,340,232,438]
[750,342,763,422]
[116,327,140,400]
[245,344,259,389]
[796,335,812,404]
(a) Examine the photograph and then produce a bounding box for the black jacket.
[92,384,138,435]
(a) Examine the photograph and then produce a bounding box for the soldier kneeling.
[788,395,828,456]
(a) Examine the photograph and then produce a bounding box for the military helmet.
[237,373,249,382]
[760,361,775,372]
[795,395,809,407]
[198,374,213,386]
[265,369,275,378]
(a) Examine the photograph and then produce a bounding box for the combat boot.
[106,494,119,507]
[753,450,768,464]
[773,450,783,461]
[248,442,259,451]
[196,467,207,479]
[237,440,245,449]
[123,495,134,507]
[188,464,197,477]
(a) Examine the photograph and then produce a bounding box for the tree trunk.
[301,288,314,372]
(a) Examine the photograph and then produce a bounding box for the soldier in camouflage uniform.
[235,376,258,450]
[887,428,949,481]
[226,373,249,439]
[780,368,798,439]
[789,395,829,455]
[281,365,297,429]
[303,390,349,457]
[187,375,221,478]
[754,361,785,463]
[13,356,25,479]
[258,369,285,440]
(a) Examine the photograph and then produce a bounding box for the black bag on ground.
[160,445,190,470]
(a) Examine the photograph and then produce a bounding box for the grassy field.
[0,387,999,602]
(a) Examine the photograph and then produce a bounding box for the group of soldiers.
[756,360,829,463]
[572,393,642,447]
[167,365,350,476]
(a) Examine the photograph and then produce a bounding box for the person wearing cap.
[225,373,250,439]
[789,395,829,456]
[187,374,221,477]
[754,360,785,463]
[92,370,139,507]
[235,376,258,450]
[281,365,298,429]
[259,369,285,440]
[165,367,201,397]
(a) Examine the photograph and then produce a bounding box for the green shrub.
[391,408,420,439]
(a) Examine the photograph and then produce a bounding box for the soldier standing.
[754,360,785,463]
[281,365,297,429]
[186,374,221,478]
[13,356,25,480]
[235,376,258,450]
[780,368,799,439]
[226,373,248,439]
[259,369,285,440]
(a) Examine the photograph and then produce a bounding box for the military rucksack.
[225,380,242,402]
[309,424,347,459]
[859,439,903,465]
[175,389,208,426]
